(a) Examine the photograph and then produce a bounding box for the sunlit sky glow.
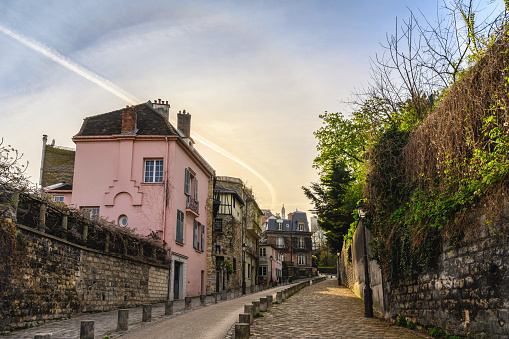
[1,0,492,215]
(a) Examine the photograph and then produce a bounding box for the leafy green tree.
[303,161,359,252]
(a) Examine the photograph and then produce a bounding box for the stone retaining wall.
[339,214,509,338]
[0,224,169,331]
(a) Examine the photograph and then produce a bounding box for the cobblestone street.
[249,279,431,339]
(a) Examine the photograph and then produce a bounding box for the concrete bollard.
[259,297,267,312]
[200,294,206,307]
[276,291,282,303]
[266,295,273,309]
[221,290,227,301]
[252,300,260,315]
[244,304,254,325]
[80,320,94,339]
[185,297,192,310]
[239,313,250,324]
[235,323,250,339]
[34,334,52,339]
[117,309,129,331]
[165,300,173,315]
[142,305,152,322]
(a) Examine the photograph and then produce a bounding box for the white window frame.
[298,223,304,231]
[298,254,306,265]
[54,196,64,202]
[259,266,267,277]
[81,207,100,220]
[276,237,284,248]
[299,238,305,249]
[260,248,266,257]
[144,159,163,183]
[277,221,283,230]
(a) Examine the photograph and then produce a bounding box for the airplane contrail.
[0,25,140,105]
[0,25,277,209]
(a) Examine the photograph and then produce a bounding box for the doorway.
[174,261,181,299]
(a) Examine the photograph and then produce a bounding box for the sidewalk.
[1,282,298,339]
[247,278,431,339]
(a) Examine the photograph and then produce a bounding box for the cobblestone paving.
[248,279,431,339]
[1,296,211,338]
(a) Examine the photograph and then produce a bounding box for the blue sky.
[0,0,491,214]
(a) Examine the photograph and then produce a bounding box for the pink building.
[259,243,283,284]
[66,101,214,299]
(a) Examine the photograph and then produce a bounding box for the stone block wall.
[340,214,509,338]
[0,224,169,331]
[387,222,509,338]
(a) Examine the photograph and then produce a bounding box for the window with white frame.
[260,248,266,257]
[277,221,283,230]
[298,238,305,249]
[298,223,305,231]
[54,196,64,202]
[144,159,163,183]
[276,237,284,248]
[81,207,100,220]
[176,210,184,243]
[298,254,306,265]
[259,266,267,277]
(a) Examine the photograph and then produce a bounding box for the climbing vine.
[365,32,509,283]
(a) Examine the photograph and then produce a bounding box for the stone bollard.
[117,309,129,331]
[266,295,273,309]
[34,334,52,339]
[239,313,250,324]
[276,291,282,303]
[235,323,250,339]
[252,300,260,315]
[259,297,267,312]
[200,294,207,307]
[221,290,227,301]
[165,300,173,315]
[185,297,192,310]
[244,304,254,325]
[250,286,254,294]
[213,292,219,303]
[142,305,152,322]
[80,320,94,339]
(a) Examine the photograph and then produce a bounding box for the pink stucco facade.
[67,105,214,299]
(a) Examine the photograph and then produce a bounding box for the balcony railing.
[186,196,199,216]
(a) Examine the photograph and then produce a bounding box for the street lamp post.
[358,201,373,318]
[242,242,246,295]
[269,255,273,286]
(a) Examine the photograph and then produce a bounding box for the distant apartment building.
[42,100,215,299]
[263,207,313,279]
[310,215,326,250]
[207,176,262,294]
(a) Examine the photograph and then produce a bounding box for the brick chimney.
[121,105,137,134]
[177,110,191,137]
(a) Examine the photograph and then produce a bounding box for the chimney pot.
[166,101,168,105]
[158,99,161,103]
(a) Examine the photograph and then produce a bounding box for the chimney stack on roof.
[121,105,137,134]
[151,98,170,121]
[177,109,191,138]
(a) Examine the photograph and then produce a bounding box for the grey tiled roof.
[266,211,309,232]
[76,103,179,136]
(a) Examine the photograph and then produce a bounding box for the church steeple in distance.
[282,204,285,219]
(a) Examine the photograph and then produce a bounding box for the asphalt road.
[120,283,300,339]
